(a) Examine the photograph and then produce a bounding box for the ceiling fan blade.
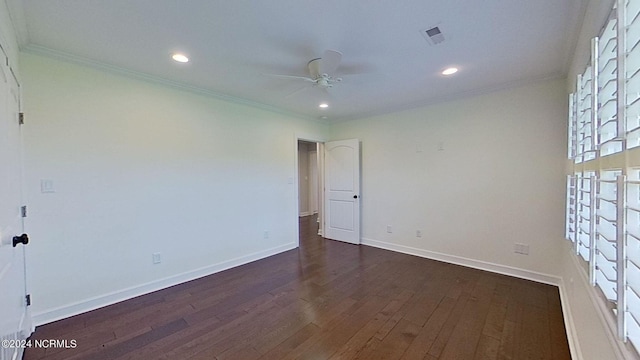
[264,74,316,82]
[319,50,342,75]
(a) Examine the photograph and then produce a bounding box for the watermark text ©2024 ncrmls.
[2,339,77,349]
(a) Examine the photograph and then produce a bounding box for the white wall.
[331,78,568,280]
[20,52,329,324]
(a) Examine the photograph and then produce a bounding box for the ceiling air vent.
[421,26,445,45]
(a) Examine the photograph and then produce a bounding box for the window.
[566,175,577,243]
[598,16,623,156]
[575,65,595,163]
[628,0,640,149]
[568,94,577,159]
[565,1,640,354]
[594,170,621,302]
[576,172,595,262]
[628,169,640,346]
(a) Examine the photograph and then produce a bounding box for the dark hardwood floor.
[24,215,571,359]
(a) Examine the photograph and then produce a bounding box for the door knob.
[353,195,358,199]
[12,234,29,247]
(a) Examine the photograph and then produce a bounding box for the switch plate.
[386,225,392,233]
[152,253,161,264]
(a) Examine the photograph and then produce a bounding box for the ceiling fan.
[266,49,346,96]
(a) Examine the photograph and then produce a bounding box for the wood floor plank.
[516,304,553,360]
[327,290,413,359]
[427,292,472,358]
[474,334,500,360]
[208,345,262,360]
[483,305,507,340]
[498,320,517,360]
[354,318,420,360]
[400,296,456,360]
[438,280,494,360]
[259,323,321,359]
[281,295,390,360]
[24,215,571,360]
[97,318,189,360]
[31,323,153,360]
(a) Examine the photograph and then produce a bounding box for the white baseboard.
[32,242,297,326]
[361,237,561,286]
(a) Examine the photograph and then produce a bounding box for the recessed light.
[319,103,329,108]
[442,67,458,75]
[172,53,189,63]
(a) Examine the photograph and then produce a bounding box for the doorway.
[297,140,322,241]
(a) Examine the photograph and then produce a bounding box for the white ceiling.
[9,0,586,122]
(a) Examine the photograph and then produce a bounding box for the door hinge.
[25,294,31,306]
[19,112,24,125]
[21,205,27,218]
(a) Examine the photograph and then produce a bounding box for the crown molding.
[21,44,324,124]
[330,71,566,124]
[22,44,566,126]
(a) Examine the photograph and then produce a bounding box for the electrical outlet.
[263,231,270,239]
[416,230,422,238]
[152,253,161,264]
[386,225,392,233]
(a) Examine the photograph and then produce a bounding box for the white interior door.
[324,139,360,244]
[0,51,31,360]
